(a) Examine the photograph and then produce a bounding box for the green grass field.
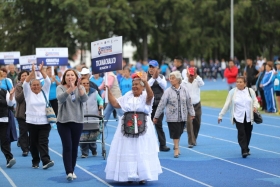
[201,90,279,116]
[201,90,228,108]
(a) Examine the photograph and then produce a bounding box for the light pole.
[230,0,234,59]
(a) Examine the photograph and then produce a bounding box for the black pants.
[151,106,167,147]
[50,99,58,116]
[234,115,253,154]
[57,122,83,175]
[187,102,202,145]
[0,122,13,164]
[17,118,29,152]
[27,123,51,166]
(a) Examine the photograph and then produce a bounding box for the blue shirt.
[0,78,13,91]
[49,76,61,100]
[90,77,103,87]
[160,64,168,73]
[130,66,136,74]
[117,74,123,84]
[142,64,149,72]
[120,77,132,95]
[274,70,280,91]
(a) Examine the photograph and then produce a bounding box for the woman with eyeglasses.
[23,63,54,169]
[56,69,88,181]
[79,78,103,158]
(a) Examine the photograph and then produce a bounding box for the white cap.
[80,68,90,75]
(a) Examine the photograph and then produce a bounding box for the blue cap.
[149,60,159,67]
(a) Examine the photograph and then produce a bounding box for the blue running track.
[0,79,279,187]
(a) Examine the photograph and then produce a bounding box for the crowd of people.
[0,55,279,184]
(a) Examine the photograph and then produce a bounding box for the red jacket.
[224,66,238,84]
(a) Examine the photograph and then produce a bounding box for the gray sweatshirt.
[154,85,195,122]
[56,85,88,123]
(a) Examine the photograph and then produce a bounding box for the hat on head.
[80,68,90,75]
[275,61,280,65]
[149,60,159,67]
[131,72,143,79]
[188,67,195,76]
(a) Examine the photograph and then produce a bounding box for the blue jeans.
[103,103,123,126]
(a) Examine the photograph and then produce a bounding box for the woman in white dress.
[105,72,162,184]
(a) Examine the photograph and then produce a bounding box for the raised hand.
[38,61,44,72]
[139,72,148,82]
[32,63,36,72]
[77,78,81,88]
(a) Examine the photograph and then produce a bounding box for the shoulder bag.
[42,90,57,123]
[248,88,263,124]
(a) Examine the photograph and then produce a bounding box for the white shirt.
[182,69,187,80]
[181,75,204,104]
[148,75,167,90]
[23,77,51,125]
[221,61,226,70]
[233,89,251,123]
[256,60,265,70]
[0,91,16,122]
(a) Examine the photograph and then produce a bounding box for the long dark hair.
[61,69,79,86]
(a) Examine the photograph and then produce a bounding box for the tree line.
[1,0,280,64]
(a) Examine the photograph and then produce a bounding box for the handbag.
[248,88,263,124]
[42,90,57,123]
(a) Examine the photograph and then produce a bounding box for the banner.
[36,48,68,66]
[0,51,20,65]
[91,36,122,74]
[19,55,38,71]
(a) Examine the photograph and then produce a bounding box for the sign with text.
[36,48,68,66]
[0,51,20,65]
[91,36,122,74]
[19,55,38,71]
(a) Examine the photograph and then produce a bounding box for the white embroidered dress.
[105,91,162,181]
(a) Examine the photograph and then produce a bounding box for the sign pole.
[105,72,108,104]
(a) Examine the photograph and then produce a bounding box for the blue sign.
[91,53,123,74]
[91,36,123,74]
[0,51,20,65]
[37,57,68,66]
[36,48,68,66]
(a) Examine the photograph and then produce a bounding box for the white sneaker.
[6,158,16,168]
[73,173,77,179]
[66,173,73,181]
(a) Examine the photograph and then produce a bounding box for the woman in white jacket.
[218,76,259,158]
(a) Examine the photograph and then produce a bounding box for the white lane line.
[166,142,280,178]
[106,125,213,187]
[49,148,113,187]
[202,122,280,140]
[202,113,280,128]
[0,167,17,187]
[202,107,280,120]
[199,134,280,155]
[161,167,213,187]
